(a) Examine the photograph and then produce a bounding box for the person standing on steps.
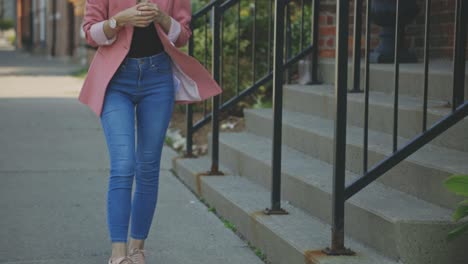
[78,0,223,263]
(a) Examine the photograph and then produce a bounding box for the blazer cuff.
[90,20,117,46]
[168,17,181,44]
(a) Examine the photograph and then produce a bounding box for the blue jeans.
[100,51,175,243]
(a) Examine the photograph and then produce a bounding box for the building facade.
[16,0,86,62]
[14,0,465,63]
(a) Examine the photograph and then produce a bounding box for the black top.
[126,23,164,58]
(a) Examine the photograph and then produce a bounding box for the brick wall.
[317,0,468,61]
[317,0,336,58]
[406,0,466,59]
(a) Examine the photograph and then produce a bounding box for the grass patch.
[222,219,237,232]
[249,241,268,260]
[7,34,15,46]
[164,136,173,147]
[208,205,216,213]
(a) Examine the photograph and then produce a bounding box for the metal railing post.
[323,0,355,256]
[351,0,363,93]
[264,0,288,216]
[452,0,467,111]
[311,0,320,84]
[185,27,195,158]
[209,1,223,175]
[392,0,402,152]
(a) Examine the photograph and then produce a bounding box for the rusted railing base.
[204,163,225,176]
[201,170,225,176]
[263,208,289,215]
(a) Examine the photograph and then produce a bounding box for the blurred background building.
[15,0,89,64]
[0,0,16,20]
[8,0,468,66]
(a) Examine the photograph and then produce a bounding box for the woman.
[78,1,222,263]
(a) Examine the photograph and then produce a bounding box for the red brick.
[319,26,336,36]
[319,15,327,25]
[318,39,325,48]
[320,49,335,58]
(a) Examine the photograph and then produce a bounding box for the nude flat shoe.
[108,256,134,264]
[128,247,146,264]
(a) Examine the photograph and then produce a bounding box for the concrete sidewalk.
[0,37,82,76]
[0,48,264,263]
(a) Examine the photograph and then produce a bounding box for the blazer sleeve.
[82,0,116,47]
[170,0,192,48]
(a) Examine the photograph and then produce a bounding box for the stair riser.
[208,134,467,264]
[171,158,202,196]
[319,60,468,102]
[244,110,461,209]
[283,86,468,152]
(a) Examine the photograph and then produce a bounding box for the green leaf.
[444,175,468,197]
[452,204,468,221]
[447,222,468,241]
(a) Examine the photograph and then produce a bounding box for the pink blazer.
[78,0,223,117]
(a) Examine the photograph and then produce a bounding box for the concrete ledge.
[209,131,468,264]
[172,156,397,264]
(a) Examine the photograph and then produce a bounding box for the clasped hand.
[115,2,166,28]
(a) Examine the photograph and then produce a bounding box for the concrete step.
[283,84,468,152]
[244,107,468,209]
[207,131,467,264]
[172,156,398,264]
[318,58,468,102]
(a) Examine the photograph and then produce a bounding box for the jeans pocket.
[149,55,172,74]
[149,63,172,74]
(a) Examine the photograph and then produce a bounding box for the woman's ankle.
[129,237,145,250]
[111,242,128,258]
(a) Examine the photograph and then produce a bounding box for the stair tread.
[218,131,453,222]
[285,84,453,116]
[320,57,468,74]
[189,157,397,264]
[245,107,468,175]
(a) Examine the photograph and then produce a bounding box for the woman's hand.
[136,2,168,24]
[137,2,173,33]
[114,3,157,28]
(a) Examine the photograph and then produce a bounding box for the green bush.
[444,174,468,240]
[8,34,15,45]
[189,0,313,113]
[0,19,14,31]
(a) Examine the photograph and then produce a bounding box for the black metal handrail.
[183,0,468,257]
[183,0,320,218]
[184,0,319,171]
[328,0,468,255]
